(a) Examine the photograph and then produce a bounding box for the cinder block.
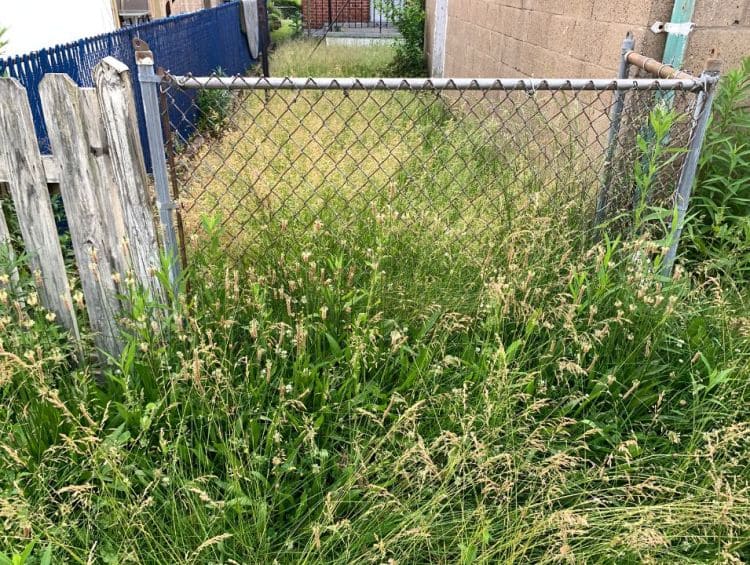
[684,27,750,75]
[552,55,587,78]
[468,0,485,27]
[527,10,552,47]
[506,7,529,41]
[592,0,654,26]
[520,43,554,77]
[522,0,562,14]
[497,5,513,35]
[693,0,748,27]
[503,36,525,71]
[491,31,507,62]
[560,19,594,58]
[647,0,672,22]
[476,51,498,77]
[487,4,503,32]
[547,14,577,54]
[562,0,594,18]
[580,60,613,78]
[567,19,607,65]
[449,0,469,20]
[597,23,636,69]
[476,25,493,53]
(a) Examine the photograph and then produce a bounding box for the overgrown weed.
[0,45,749,564]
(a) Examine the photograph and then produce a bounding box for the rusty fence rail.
[138,38,720,280]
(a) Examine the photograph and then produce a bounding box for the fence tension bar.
[661,53,722,277]
[134,37,181,288]
[594,31,636,232]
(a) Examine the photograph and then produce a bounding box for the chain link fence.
[149,65,716,276]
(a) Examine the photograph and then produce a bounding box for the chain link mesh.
[158,75,705,266]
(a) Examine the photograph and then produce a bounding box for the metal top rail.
[167,75,716,92]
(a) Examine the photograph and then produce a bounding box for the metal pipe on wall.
[624,50,697,80]
[661,0,697,71]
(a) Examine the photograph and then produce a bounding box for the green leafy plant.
[685,57,750,278]
[632,104,683,234]
[379,0,426,77]
[267,1,284,32]
[291,10,302,35]
[0,542,51,565]
[195,67,233,136]
[273,0,301,8]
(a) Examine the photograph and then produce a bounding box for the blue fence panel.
[0,1,258,170]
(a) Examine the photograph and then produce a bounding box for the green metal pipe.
[662,0,697,70]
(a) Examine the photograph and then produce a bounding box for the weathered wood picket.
[0,57,164,357]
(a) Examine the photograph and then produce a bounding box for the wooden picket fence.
[0,57,165,357]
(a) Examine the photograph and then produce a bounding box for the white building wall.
[2,0,117,57]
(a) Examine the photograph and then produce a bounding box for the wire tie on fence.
[527,78,537,97]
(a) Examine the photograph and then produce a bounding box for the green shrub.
[379,0,426,77]
[685,57,750,278]
[274,0,301,8]
[195,68,233,136]
[267,1,284,31]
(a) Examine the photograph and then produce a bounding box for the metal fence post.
[661,57,722,276]
[260,0,271,77]
[133,38,180,287]
[594,32,635,230]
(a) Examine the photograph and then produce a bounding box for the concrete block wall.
[686,0,749,72]
[303,0,370,28]
[426,0,750,78]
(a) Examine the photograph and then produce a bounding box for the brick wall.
[303,0,370,28]
[426,0,750,78]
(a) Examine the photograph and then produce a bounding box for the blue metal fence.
[0,2,259,170]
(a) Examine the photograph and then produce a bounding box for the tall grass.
[1,42,749,564]
[270,39,396,77]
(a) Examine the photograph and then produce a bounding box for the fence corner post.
[133,38,181,289]
[593,31,636,232]
[661,55,722,277]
